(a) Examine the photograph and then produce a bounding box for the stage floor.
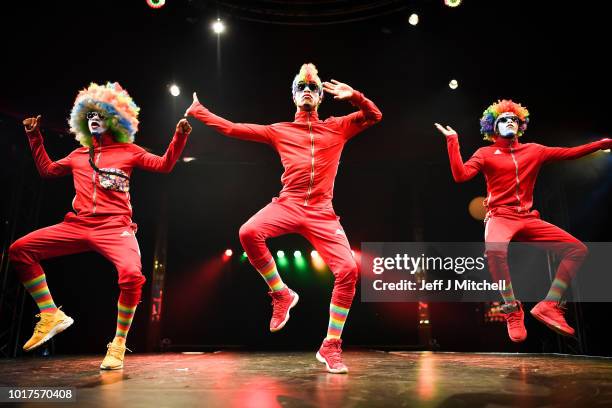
[1,351,612,407]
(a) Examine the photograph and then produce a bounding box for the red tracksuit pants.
[239,198,358,309]
[484,208,588,289]
[8,212,146,305]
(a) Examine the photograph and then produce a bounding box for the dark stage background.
[1,1,611,356]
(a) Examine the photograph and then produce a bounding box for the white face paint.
[87,111,108,136]
[496,112,520,138]
[292,81,322,111]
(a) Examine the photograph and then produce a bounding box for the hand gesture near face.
[323,80,354,100]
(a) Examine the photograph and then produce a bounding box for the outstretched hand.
[184,92,200,118]
[434,123,457,137]
[322,79,354,100]
[176,118,192,135]
[23,115,41,132]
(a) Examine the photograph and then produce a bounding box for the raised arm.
[132,119,191,173]
[540,138,612,163]
[23,115,72,178]
[184,92,272,144]
[323,79,382,140]
[435,123,482,183]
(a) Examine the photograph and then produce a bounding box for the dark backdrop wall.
[1,1,610,356]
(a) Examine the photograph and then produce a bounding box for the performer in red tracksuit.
[435,99,612,342]
[9,82,191,369]
[186,63,382,373]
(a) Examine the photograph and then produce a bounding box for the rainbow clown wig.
[291,63,324,106]
[69,82,140,147]
[479,99,530,142]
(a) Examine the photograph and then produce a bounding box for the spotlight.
[408,13,419,26]
[311,250,319,258]
[444,0,462,7]
[604,149,611,153]
[146,0,165,9]
[169,84,180,96]
[242,251,247,258]
[212,19,225,34]
[277,250,285,258]
[182,157,196,163]
[449,79,458,89]
[224,249,233,257]
[294,250,306,271]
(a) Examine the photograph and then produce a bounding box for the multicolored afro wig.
[479,99,530,142]
[291,63,324,105]
[69,82,140,147]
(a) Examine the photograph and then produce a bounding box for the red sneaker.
[501,301,527,342]
[316,338,348,374]
[269,287,299,332]
[530,301,575,336]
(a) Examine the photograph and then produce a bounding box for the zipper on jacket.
[92,145,102,214]
[303,112,315,206]
[510,147,522,211]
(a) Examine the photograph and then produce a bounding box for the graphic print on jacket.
[27,131,188,217]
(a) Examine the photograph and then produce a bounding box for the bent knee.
[568,241,588,259]
[8,239,29,263]
[239,222,264,243]
[334,262,358,286]
[119,270,146,291]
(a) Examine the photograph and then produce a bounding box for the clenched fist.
[176,118,192,135]
[23,115,41,132]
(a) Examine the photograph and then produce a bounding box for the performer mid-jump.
[9,82,191,369]
[186,63,382,373]
[435,99,611,342]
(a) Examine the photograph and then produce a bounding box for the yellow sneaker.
[100,338,131,370]
[23,308,74,352]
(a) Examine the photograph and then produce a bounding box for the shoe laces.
[270,292,290,320]
[33,313,53,333]
[106,341,132,358]
[324,339,344,366]
[501,303,522,328]
[505,311,523,329]
[33,306,65,333]
[555,302,567,312]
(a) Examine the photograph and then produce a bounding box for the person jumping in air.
[185,63,382,373]
[9,82,191,369]
[435,99,611,342]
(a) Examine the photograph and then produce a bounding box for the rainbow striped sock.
[500,281,516,304]
[326,303,350,339]
[23,274,58,313]
[545,278,569,302]
[258,260,285,292]
[115,302,138,338]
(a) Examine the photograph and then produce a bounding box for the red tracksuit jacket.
[446,134,612,212]
[27,129,189,217]
[187,91,382,207]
